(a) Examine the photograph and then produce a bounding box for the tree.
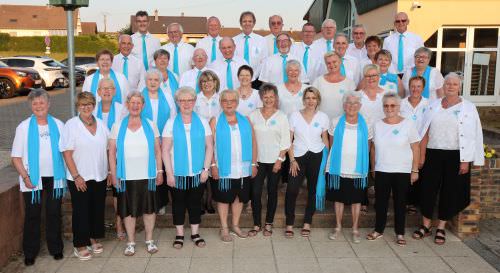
[119,24,132,35]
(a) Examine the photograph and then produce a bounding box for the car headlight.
[16,71,27,77]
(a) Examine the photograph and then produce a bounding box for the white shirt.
[290,42,323,84]
[59,117,109,182]
[346,43,367,63]
[131,32,161,70]
[214,121,252,178]
[196,35,223,63]
[277,83,308,116]
[237,89,262,116]
[179,67,207,91]
[112,53,145,92]
[207,57,248,90]
[249,109,291,163]
[383,31,424,73]
[400,97,429,137]
[288,110,329,157]
[145,89,177,128]
[318,55,361,85]
[379,73,399,93]
[427,103,461,150]
[82,70,129,103]
[92,102,127,128]
[264,34,278,56]
[110,120,160,180]
[402,67,444,100]
[194,92,221,121]
[11,117,65,192]
[234,32,268,78]
[374,118,420,173]
[360,91,385,126]
[311,37,335,58]
[312,76,356,120]
[259,52,309,84]
[162,41,195,77]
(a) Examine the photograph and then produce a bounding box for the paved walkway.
[1,227,498,273]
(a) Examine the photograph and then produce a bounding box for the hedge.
[0,33,117,53]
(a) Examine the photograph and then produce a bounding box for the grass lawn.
[0,51,94,61]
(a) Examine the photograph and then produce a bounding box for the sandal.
[90,243,103,254]
[284,229,294,238]
[220,228,233,243]
[73,247,92,261]
[263,223,273,237]
[248,226,262,237]
[230,226,248,239]
[407,205,418,215]
[366,231,383,241]
[191,234,206,248]
[145,240,158,254]
[173,236,184,249]
[361,206,368,215]
[396,236,407,246]
[328,228,342,240]
[352,230,361,244]
[434,229,446,245]
[124,242,136,256]
[301,228,311,238]
[412,225,432,240]
[116,232,127,241]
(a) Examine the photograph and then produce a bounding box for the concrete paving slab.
[102,257,149,273]
[276,257,321,273]
[443,256,499,273]
[189,257,232,273]
[359,257,410,273]
[401,256,455,273]
[272,240,315,258]
[233,257,277,273]
[317,257,365,273]
[145,257,190,273]
[311,241,356,258]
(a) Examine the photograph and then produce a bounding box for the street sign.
[48,0,89,7]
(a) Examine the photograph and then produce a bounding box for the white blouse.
[11,117,65,192]
[82,71,129,103]
[289,110,329,157]
[400,97,429,137]
[194,92,221,121]
[145,89,177,125]
[312,76,356,120]
[359,91,385,126]
[249,109,291,163]
[110,120,160,180]
[402,67,444,100]
[59,116,110,182]
[92,102,127,128]
[277,83,308,116]
[427,103,461,150]
[237,89,262,116]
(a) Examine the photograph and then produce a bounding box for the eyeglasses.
[221,99,237,104]
[394,19,408,24]
[353,32,365,35]
[99,87,115,91]
[178,99,195,104]
[365,74,379,78]
[270,21,282,26]
[345,101,360,106]
[415,55,429,59]
[383,104,399,109]
[78,103,94,108]
[201,79,214,83]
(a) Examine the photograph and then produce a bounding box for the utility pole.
[101,12,110,33]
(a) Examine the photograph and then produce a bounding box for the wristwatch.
[278,156,285,162]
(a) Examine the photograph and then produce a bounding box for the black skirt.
[117,179,158,218]
[326,176,366,205]
[211,177,251,204]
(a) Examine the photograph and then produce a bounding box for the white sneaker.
[124,242,135,256]
[145,240,158,254]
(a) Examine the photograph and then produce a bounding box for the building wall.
[0,29,50,37]
[356,2,397,36]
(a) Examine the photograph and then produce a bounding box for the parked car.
[61,56,97,76]
[0,56,66,90]
[0,60,41,99]
[51,60,85,86]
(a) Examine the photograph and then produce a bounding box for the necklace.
[79,114,95,126]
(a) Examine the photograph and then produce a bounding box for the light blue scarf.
[166,69,179,95]
[328,114,369,190]
[173,112,205,189]
[314,148,329,211]
[90,69,123,103]
[116,115,157,192]
[215,112,252,191]
[379,72,399,87]
[96,101,116,130]
[142,87,171,135]
[411,66,431,98]
[27,115,66,203]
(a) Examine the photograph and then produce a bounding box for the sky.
[7,0,315,32]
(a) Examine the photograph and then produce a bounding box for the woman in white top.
[402,47,444,100]
[109,92,163,256]
[277,60,309,116]
[359,64,387,125]
[375,50,404,97]
[415,73,484,245]
[209,90,258,242]
[286,87,329,238]
[60,92,110,260]
[236,65,262,116]
[367,92,420,246]
[11,89,65,266]
[139,49,179,95]
[324,91,372,244]
[312,51,356,120]
[248,84,291,237]
[162,87,213,249]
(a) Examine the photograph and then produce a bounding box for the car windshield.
[0,61,7,68]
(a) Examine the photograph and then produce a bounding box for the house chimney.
[154,9,159,22]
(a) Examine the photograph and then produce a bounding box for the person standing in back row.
[130,11,161,71]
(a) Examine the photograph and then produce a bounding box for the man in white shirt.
[130,11,161,71]
[207,37,248,90]
[179,48,208,92]
[291,23,322,83]
[259,32,308,85]
[319,33,361,85]
[311,18,337,58]
[346,24,368,62]
[233,11,268,80]
[162,23,195,77]
[112,34,145,92]
[195,16,223,63]
[264,15,284,56]
[383,12,424,75]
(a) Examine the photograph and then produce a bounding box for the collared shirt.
[112,53,145,92]
[264,34,278,56]
[233,32,268,79]
[400,97,429,137]
[196,35,223,63]
[131,32,161,70]
[194,92,221,121]
[346,43,367,62]
[179,67,208,90]
[290,42,323,84]
[249,109,291,163]
[318,54,361,85]
[402,66,444,100]
[310,37,335,58]
[82,70,129,102]
[277,83,309,116]
[162,41,195,76]
[383,31,424,73]
[288,110,329,157]
[207,56,247,90]
[259,52,309,85]
[312,76,356,120]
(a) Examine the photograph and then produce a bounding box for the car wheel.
[42,80,54,90]
[0,78,15,99]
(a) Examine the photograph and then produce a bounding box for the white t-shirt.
[360,91,385,126]
[110,120,160,180]
[82,70,129,103]
[249,109,291,163]
[59,116,110,182]
[92,102,127,129]
[400,97,429,137]
[312,76,356,120]
[11,117,65,192]
[145,89,177,128]
[162,117,211,176]
[237,89,262,116]
[277,83,308,116]
[214,121,252,179]
[288,110,329,157]
[194,92,221,121]
[374,118,420,173]
[427,103,461,150]
[402,67,444,100]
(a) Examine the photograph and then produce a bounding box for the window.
[9,19,17,23]
[4,59,35,67]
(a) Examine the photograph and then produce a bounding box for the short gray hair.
[342,90,362,104]
[286,59,302,72]
[118,34,132,44]
[145,68,164,82]
[167,22,184,33]
[321,18,337,28]
[98,78,115,89]
[27,88,49,104]
[363,64,380,76]
[153,49,170,60]
[324,51,342,61]
[352,24,366,32]
[414,47,432,58]
[126,91,145,104]
[382,92,401,105]
[219,89,239,104]
[334,32,349,42]
[174,86,197,102]
[444,72,463,89]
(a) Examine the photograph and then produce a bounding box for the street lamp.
[48,0,89,116]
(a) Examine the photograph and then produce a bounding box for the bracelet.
[277,156,285,162]
[411,170,419,173]
[73,174,81,180]
[203,167,210,172]
[156,170,164,173]
[290,159,297,163]
[251,163,257,167]
[22,175,29,180]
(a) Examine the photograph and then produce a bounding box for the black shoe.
[207,208,216,214]
[53,253,64,260]
[24,258,35,266]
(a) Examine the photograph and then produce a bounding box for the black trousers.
[251,162,280,226]
[374,172,410,235]
[67,179,107,247]
[280,155,290,184]
[156,170,169,209]
[22,177,63,259]
[171,177,204,226]
[419,149,471,220]
[285,151,322,226]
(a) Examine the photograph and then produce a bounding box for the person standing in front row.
[162,23,195,77]
[130,11,161,71]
